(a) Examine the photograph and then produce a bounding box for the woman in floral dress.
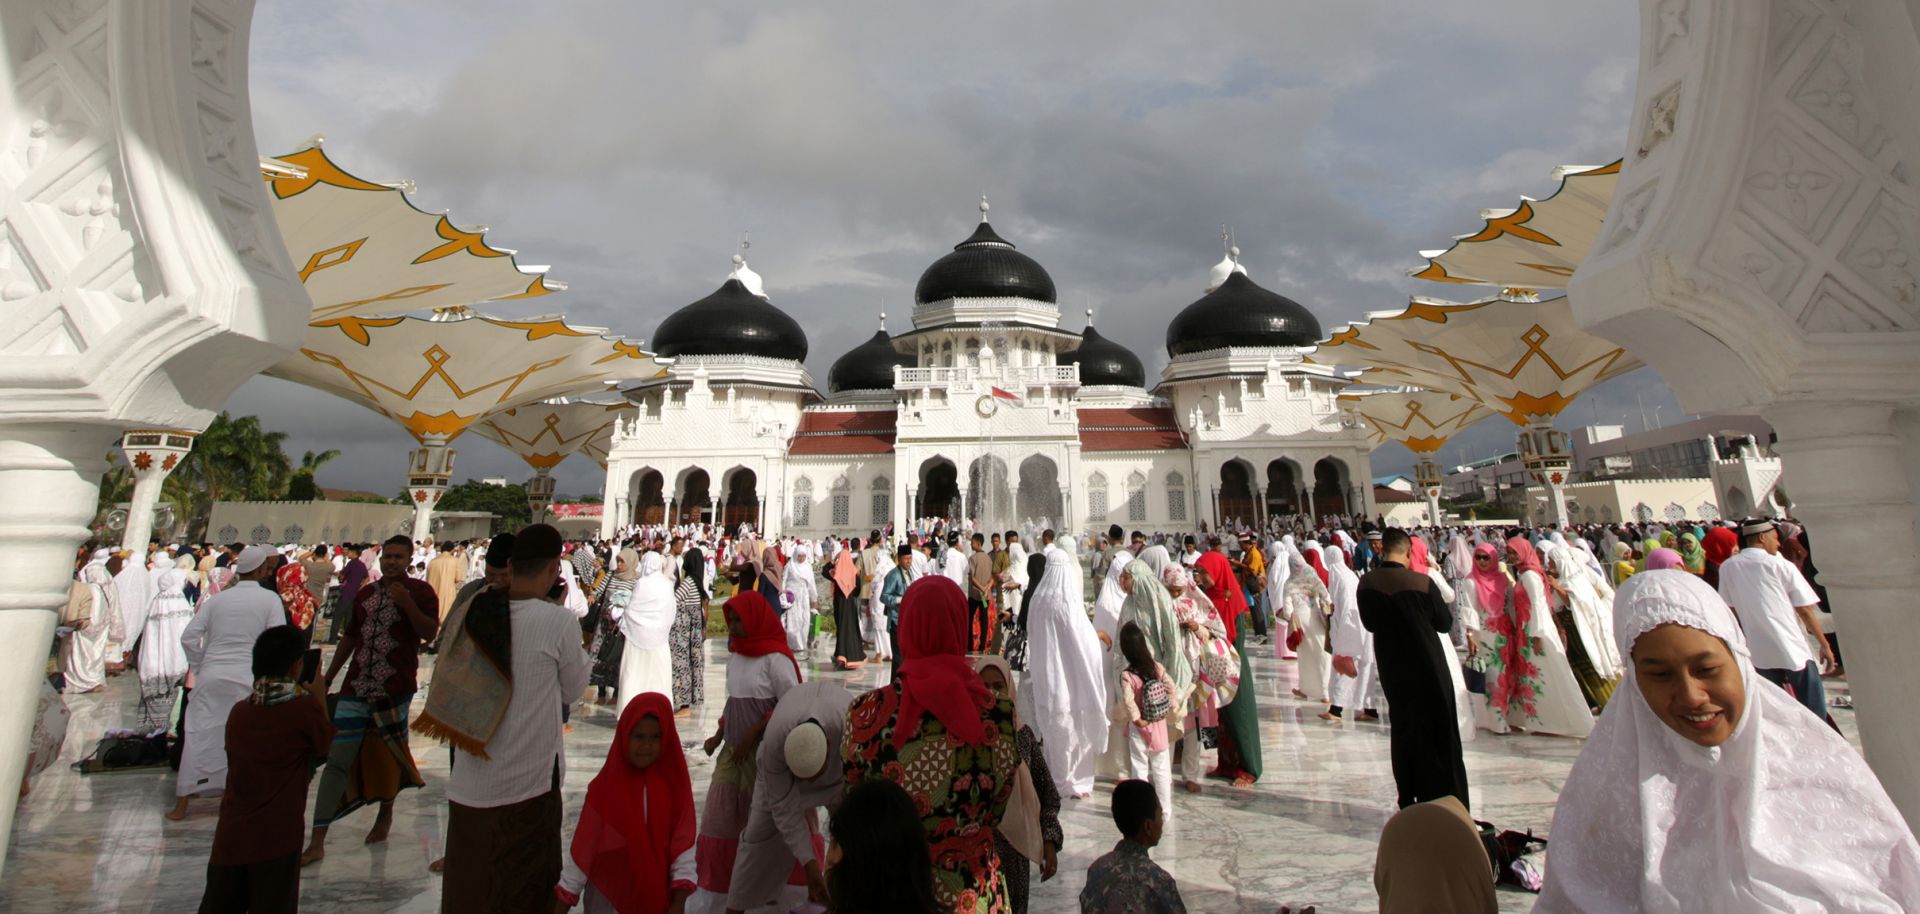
[842,576,1017,914]
[974,655,1061,914]
[670,547,708,710]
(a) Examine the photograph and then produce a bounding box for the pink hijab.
[1643,547,1685,571]
[1408,536,1431,574]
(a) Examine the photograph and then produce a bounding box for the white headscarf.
[1054,536,1086,611]
[619,551,677,650]
[1091,540,1130,640]
[1007,539,1030,588]
[1023,547,1109,768]
[1547,546,1624,678]
[1324,544,1364,657]
[1537,571,1920,913]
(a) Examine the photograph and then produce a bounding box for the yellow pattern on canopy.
[1309,293,1642,426]
[1337,387,1492,454]
[470,400,631,471]
[263,145,564,319]
[1411,161,1620,290]
[265,313,657,443]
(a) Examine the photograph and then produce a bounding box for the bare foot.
[1232,773,1256,788]
[1182,781,1202,794]
[165,798,190,821]
[1316,710,1339,721]
[1291,688,1308,699]
[299,845,325,867]
[428,857,445,874]
[365,809,392,845]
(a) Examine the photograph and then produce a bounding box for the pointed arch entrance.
[722,468,759,531]
[1219,460,1256,526]
[1312,457,1350,519]
[630,468,665,525]
[676,468,712,525]
[1017,454,1062,529]
[1265,458,1301,517]
[918,457,959,522]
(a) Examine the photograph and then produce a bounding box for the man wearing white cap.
[170,545,289,820]
[722,681,853,914]
[1717,518,1836,720]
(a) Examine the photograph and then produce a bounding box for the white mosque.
[598,200,1378,539]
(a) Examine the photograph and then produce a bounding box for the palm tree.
[169,412,297,533]
[288,448,342,501]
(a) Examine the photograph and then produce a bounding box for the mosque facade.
[598,202,1376,539]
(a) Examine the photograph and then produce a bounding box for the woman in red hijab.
[689,593,805,908]
[1194,543,1262,786]
[556,692,695,912]
[843,576,1016,914]
[1701,526,1738,588]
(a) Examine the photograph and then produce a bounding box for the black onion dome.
[1064,325,1146,387]
[652,279,808,361]
[1165,271,1322,357]
[827,329,910,393]
[914,222,1057,305]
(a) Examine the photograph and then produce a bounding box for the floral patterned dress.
[843,686,1019,914]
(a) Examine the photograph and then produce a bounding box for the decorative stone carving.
[1637,82,1681,159]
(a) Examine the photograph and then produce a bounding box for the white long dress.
[60,571,113,692]
[1515,570,1594,738]
[1026,546,1109,796]
[1455,583,1511,735]
[176,581,286,796]
[111,563,154,664]
[1422,567,1475,744]
[780,545,816,655]
[616,555,676,710]
[139,566,194,711]
[1325,546,1381,711]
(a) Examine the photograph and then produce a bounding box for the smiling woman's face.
[1632,622,1745,747]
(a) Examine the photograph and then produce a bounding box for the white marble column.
[117,430,197,551]
[406,438,455,542]
[0,0,310,869]
[1767,401,1920,821]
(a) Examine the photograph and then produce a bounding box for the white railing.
[892,363,1080,389]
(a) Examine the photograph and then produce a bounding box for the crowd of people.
[34,507,1920,912]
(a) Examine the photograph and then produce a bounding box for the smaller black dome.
[827,329,910,393]
[1165,271,1322,357]
[1063,325,1146,388]
[652,279,808,361]
[914,221,1057,305]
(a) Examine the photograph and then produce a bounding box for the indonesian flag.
[990,386,1022,403]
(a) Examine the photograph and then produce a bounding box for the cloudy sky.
[237,0,1679,498]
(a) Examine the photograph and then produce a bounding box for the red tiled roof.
[1373,484,1418,503]
[790,410,896,455]
[1078,407,1187,452]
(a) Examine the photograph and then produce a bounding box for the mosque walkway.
[2,637,1857,913]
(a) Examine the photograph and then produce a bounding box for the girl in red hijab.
[556,692,695,913]
[843,576,1016,913]
[690,593,805,907]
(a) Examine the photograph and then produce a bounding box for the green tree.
[286,448,342,501]
[164,412,295,537]
[435,480,530,533]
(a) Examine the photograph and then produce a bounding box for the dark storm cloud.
[242,0,1663,493]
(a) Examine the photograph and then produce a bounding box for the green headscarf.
[1118,559,1191,695]
[1676,533,1707,574]
[1637,538,1662,572]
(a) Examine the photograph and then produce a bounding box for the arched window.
[871,475,891,525]
[1166,471,1187,522]
[1126,471,1148,522]
[831,477,852,527]
[1698,501,1719,520]
[1664,502,1686,522]
[1087,472,1109,522]
[250,524,272,541]
[793,477,814,527]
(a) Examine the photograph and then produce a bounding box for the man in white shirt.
[1717,518,1835,720]
[941,532,969,590]
[171,545,287,820]
[438,524,591,913]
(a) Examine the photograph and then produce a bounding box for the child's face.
[979,665,1008,701]
[627,715,663,768]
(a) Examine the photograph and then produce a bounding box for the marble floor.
[2,636,1857,913]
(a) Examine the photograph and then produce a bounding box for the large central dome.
[652,260,808,361]
[914,205,1056,305]
[1165,270,1321,357]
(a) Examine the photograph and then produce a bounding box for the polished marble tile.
[2,638,1859,913]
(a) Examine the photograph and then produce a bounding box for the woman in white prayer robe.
[780,541,817,655]
[615,552,677,710]
[1537,570,1920,913]
[60,558,117,693]
[139,555,196,719]
[1322,545,1379,721]
[1023,544,1109,798]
